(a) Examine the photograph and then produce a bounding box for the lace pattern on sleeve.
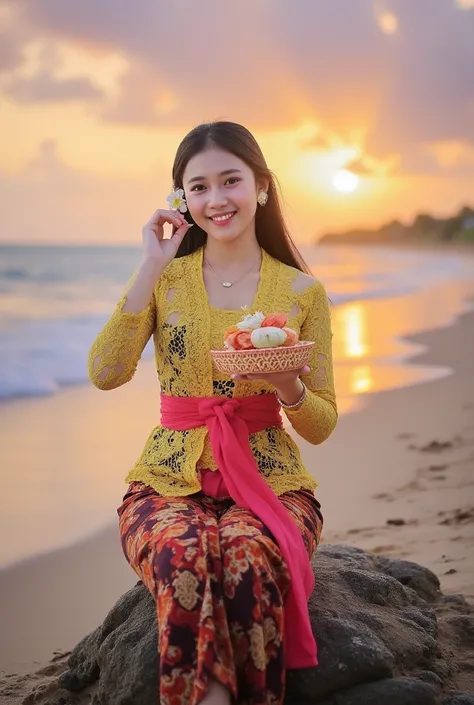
[280,277,338,445]
[88,283,156,390]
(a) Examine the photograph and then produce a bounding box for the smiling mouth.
[209,211,237,223]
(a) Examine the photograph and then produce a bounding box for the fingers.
[171,220,193,243]
[175,220,193,233]
[146,208,187,230]
[169,211,189,229]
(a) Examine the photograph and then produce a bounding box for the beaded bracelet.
[275,380,307,410]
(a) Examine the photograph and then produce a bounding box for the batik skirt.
[117,480,323,705]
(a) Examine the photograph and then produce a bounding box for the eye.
[190,184,205,192]
[226,177,241,185]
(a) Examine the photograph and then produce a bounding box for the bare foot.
[200,678,231,705]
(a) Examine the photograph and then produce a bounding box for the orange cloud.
[1,0,474,244]
[2,0,470,158]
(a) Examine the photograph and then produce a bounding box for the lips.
[209,211,237,224]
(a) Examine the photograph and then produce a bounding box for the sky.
[1,0,474,245]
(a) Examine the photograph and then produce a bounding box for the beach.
[1,245,474,690]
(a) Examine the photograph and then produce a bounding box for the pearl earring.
[257,191,268,206]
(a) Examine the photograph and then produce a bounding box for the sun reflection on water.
[329,281,472,402]
[340,304,368,359]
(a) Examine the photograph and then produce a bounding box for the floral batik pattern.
[117,482,323,705]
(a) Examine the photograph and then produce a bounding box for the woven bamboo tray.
[211,341,315,375]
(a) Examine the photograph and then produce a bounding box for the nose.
[207,187,228,210]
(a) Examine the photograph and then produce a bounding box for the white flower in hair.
[236,311,266,331]
[166,188,188,213]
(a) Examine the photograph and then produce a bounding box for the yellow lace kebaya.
[88,247,338,497]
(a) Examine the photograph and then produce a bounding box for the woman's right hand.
[141,208,193,269]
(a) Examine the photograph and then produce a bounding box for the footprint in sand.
[370,544,411,557]
[395,432,416,440]
[386,518,406,526]
[418,440,454,453]
[408,437,474,455]
[399,479,425,493]
[373,492,395,502]
[438,508,474,526]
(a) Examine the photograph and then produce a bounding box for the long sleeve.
[88,274,157,391]
[283,280,338,444]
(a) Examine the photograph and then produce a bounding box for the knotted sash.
[160,392,317,668]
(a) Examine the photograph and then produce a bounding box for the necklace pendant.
[222,281,232,288]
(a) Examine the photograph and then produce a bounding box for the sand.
[0,296,473,697]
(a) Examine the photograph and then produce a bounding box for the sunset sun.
[332,169,359,193]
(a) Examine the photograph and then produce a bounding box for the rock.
[376,555,441,602]
[443,696,474,705]
[287,546,440,701]
[4,545,474,704]
[58,583,158,704]
[444,615,474,647]
[286,618,395,700]
[318,677,438,705]
[418,670,444,687]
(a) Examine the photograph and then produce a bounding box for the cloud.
[0,32,24,71]
[2,0,474,167]
[24,140,82,182]
[397,140,474,177]
[4,71,103,102]
[0,140,171,244]
[2,0,402,130]
[366,0,474,154]
[343,159,376,176]
[299,131,335,151]
[1,30,105,103]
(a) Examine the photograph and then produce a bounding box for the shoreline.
[3,239,474,252]
[316,239,474,254]
[1,303,474,674]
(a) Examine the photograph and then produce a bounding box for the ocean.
[0,243,472,403]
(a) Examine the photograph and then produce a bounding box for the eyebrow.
[187,168,242,184]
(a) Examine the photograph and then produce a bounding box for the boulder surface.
[2,545,473,704]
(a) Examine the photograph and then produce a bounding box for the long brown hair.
[172,121,311,274]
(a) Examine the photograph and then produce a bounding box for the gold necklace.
[204,255,261,288]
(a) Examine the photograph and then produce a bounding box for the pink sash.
[160,392,317,668]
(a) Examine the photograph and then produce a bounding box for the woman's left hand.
[232,365,310,405]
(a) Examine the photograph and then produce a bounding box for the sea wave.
[0,267,29,281]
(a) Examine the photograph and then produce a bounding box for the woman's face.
[182,147,266,245]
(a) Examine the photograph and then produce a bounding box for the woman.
[88,121,337,705]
